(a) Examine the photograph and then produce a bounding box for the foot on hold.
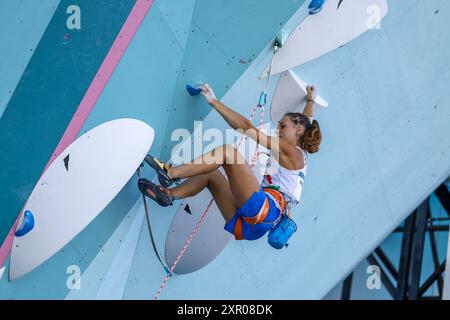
[138,178,173,207]
[145,155,179,188]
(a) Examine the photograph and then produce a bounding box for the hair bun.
[304,120,322,154]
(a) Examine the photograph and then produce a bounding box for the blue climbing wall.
[123,0,450,299]
[0,0,304,298]
[1,0,450,299]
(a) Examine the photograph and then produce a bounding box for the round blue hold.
[15,210,35,237]
[308,0,326,14]
[186,84,202,96]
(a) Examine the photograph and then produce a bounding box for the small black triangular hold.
[184,204,192,215]
[63,154,70,171]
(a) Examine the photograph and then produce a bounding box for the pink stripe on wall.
[0,0,155,270]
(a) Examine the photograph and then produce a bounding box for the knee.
[206,169,221,185]
[211,144,242,165]
[205,169,226,191]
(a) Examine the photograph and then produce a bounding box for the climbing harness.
[153,42,281,300]
[136,165,172,276]
[261,147,308,248]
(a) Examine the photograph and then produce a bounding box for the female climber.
[138,83,322,241]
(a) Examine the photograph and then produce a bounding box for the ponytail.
[302,119,321,154]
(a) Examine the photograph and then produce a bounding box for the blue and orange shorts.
[224,188,282,241]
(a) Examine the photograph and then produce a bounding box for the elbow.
[241,119,253,132]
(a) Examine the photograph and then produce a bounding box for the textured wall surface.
[1,0,449,299]
[0,0,305,299]
[0,0,136,248]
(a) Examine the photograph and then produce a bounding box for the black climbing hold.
[63,154,70,171]
[184,204,192,215]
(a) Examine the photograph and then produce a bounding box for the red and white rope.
[153,102,266,300]
[154,198,214,300]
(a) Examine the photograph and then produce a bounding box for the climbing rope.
[137,166,172,276]
[154,198,215,300]
[154,106,264,300]
[154,44,279,300]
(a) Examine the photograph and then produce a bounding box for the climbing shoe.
[144,155,179,188]
[138,178,173,207]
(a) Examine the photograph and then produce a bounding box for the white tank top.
[261,147,307,207]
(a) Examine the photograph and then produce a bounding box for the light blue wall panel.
[160,0,305,160]
[155,0,196,49]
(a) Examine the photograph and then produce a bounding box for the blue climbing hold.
[15,210,35,237]
[308,0,326,14]
[186,84,202,96]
